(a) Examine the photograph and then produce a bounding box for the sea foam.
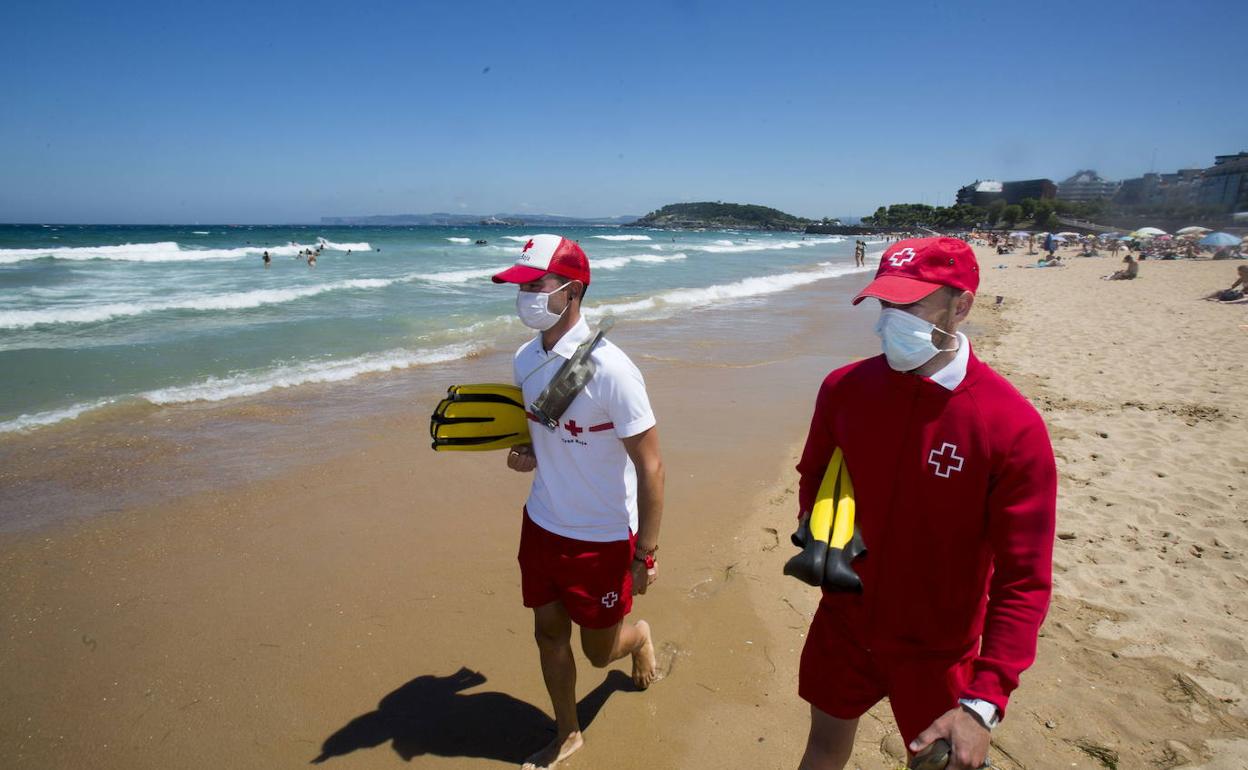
[0,341,482,433]
[0,275,414,329]
[141,342,481,405]
[590,261,872,319]
[0,237,371,264]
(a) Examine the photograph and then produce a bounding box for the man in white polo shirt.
[492,234,665,770]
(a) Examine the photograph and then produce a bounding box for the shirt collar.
[540,316,592,359]
[928,332,970,391]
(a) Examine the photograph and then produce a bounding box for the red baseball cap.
[852,237,979,305]
[491,234,592,286]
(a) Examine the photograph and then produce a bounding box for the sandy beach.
[3,247,1247,770]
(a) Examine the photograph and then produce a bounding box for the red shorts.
[798,603,976,744]
[517,509,636,629]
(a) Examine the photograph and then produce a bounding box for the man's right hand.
[507,444,537,472]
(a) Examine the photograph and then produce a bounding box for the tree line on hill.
[861,198,1113,230]
[634,202,811,230]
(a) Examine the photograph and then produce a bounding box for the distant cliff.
[633,202,811,231]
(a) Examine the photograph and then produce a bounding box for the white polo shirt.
[513,317,656,542]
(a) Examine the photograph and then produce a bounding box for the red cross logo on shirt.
[928,442,964,478]
[888,247,917,267]
[564,419,583,437]
[601,591,619,608]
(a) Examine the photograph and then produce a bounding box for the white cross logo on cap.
[888,247,917,267]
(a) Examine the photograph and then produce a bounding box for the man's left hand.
[908,707,990,770]
[629,559,655,595]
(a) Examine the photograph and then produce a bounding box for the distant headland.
[631,202,813,231]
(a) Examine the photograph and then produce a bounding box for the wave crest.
[0,237,371,264]
[0,275,414,329]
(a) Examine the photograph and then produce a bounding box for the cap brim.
[491,264,548,284]
[851,275,943,305]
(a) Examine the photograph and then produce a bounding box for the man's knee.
[532,606,572,651]
[580,638,613,668]
[579,625,622,668]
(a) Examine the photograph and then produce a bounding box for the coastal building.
[956,178,1056,207]
[1057,170,1119,202]
[1115,169,1204,207]
[1197,152,1248,213]
[955,180,1004,207]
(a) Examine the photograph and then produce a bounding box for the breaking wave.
[592,253,688,271]
[0,237,371,264]
[590,262,872,319]
[0,276,415,329]
[0,342,483,433]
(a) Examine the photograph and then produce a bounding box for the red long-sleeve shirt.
[796,351,1057,715]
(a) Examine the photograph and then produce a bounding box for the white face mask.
[516,281,571,331]
[875,307,958,372]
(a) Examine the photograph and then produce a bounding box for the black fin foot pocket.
[783,538,828,587]
[821,547,863,593]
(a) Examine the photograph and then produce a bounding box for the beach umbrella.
[1051,235,1067,242]
[1131,227,1167,238]
[1056,231,1079,237]
[1176,226,1211,235]
[1199,232,1242,247]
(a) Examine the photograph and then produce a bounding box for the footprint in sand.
[651,641,682,683]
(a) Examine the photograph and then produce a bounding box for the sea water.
[0,224,882,433]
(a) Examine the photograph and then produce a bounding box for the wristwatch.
[634,545,657,570]
[958,698,1000,730]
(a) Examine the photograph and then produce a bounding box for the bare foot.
[521,731,583,770]
[631,620,657,689]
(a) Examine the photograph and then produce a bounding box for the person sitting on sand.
[1203,265,1248,302]
[1103,254,1138,281]
[794,238,1056,770]
[493,235,664,770]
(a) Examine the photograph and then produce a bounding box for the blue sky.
[2,0,1245,223]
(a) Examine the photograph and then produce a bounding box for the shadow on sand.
[312,666,635,764]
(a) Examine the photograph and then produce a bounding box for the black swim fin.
[783,447,865,593]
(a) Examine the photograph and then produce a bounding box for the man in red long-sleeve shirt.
[795,238,1057,770]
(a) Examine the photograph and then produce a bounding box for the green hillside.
[633,202,810,231]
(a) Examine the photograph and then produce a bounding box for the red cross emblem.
[564,420,583,437]
[522,239,535,253]
[928,442,964,478]
[888,247,917,267]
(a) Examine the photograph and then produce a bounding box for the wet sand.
[3,250,1248,769]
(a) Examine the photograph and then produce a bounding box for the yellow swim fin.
[783,447,865,592]
[430,384,531,451]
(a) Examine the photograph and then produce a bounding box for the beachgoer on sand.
[1204,265,1248,302]
[793,237,1056,770]
[493,235,664,770]
[1103,254,1137,281]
